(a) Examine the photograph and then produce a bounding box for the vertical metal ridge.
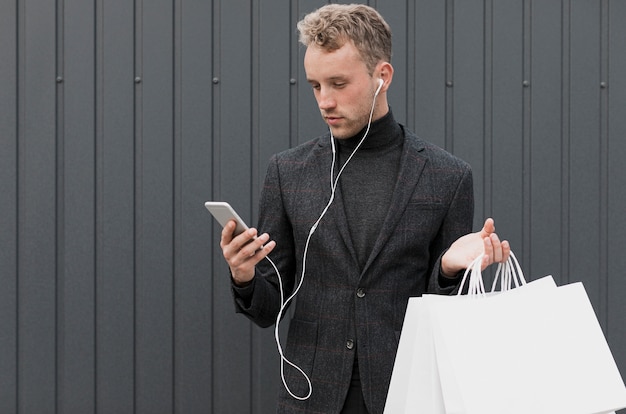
[210,1,220,413]
[133,0,143,409]
[91,4,99,407]
[12,0,19,393]
[94,0,104,408]
[483,0,493,218]
[0,0,21,412]
[250,2,259,408]
[599,0,610,328]
[54,0,65,411]
[289,1,299,149]
[15,0,25,410]
[406,0,415,130]
[444,0,454,153]
[91,0,101,414]
[605,0,626,344]
[172,0,182,409]
[212,0,221,199]
[561,0,571,285]
[521,0,532,271]
[251,0,260,215]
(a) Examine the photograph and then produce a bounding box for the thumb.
[480,218,496,237]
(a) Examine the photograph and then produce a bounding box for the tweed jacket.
[233,124,473,413]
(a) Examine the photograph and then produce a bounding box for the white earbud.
[374,78,384,97]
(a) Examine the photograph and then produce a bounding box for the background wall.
[1,0,625,412]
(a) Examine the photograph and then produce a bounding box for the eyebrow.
[306,75,349,84]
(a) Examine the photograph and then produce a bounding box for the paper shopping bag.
[385,274,558,413]
[385,254,549,413]
[385,295,447,413]
[385,252,626,414]
[430,280,626,414]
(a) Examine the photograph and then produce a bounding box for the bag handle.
[491,251,526,292]
[457,251,526,297]
[458,254,486,296]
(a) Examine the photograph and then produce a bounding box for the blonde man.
[220,4,509,413]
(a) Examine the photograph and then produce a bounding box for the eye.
[333,82,346,88]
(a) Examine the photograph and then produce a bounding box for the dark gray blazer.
[233,125,473,413]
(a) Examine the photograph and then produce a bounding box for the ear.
[375,78,384,96]
[375,61,394,93]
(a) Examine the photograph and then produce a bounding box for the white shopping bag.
[385,253,626,414]
[385,294,446,413]
[385,252,548,413]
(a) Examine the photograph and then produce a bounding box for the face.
[304,41,386,139]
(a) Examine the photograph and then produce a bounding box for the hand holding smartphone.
[204,201,249,236]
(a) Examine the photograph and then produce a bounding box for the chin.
[329,127,355,140]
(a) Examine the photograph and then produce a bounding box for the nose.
[317,87,336,111]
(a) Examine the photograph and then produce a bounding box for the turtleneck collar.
[335,108,402,151]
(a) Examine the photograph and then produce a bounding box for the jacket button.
[356,288,365,298]
[346,339,355,350]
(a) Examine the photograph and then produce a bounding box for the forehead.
[304,42,369,81]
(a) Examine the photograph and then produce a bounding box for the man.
[219,4,510,413]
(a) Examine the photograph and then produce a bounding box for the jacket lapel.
[360,132,427,276]
[314,138,361,268]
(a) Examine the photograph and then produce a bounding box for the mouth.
[324,116,342,126]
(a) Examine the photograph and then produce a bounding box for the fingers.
[480,217,496,237]
[501,239,511,261]
[220,220,245,249]
[238,232,272,259]
[482,231,511,268]
[222,224,270,262]
[488,233,503,263]
[220,219,276,284]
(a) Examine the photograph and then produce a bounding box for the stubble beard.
[324,107,372,140]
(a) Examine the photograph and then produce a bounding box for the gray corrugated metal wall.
[1,0,625,412]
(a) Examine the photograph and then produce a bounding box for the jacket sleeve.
[231,155,297,328]
[427,164,474,295]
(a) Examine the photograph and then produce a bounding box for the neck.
[337,108,400,150]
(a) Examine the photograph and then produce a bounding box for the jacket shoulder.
[276,133,327,154]
[403,127,472,172]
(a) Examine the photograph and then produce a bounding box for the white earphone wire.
[272,79,381,400]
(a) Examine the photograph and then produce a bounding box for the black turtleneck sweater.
[335,109,403,270]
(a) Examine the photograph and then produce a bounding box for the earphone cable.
[272,84,380,400]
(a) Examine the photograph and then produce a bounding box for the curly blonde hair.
[297,4,392,75]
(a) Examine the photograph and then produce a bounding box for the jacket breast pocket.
[401,201,447,240]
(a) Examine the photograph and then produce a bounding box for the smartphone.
[205,201,250,236]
